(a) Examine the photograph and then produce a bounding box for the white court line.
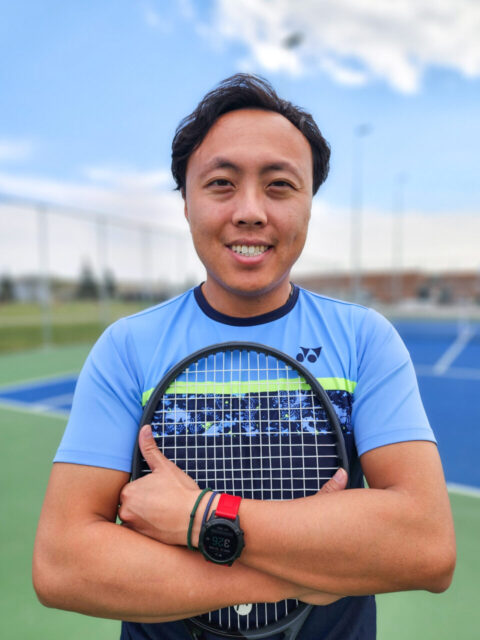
[0,398,68,420]
[47,392,75,409]
[432,324,475,375]
[447,482,480,499]
[0,372,78,392]
[415,364,480,381]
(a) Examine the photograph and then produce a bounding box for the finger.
[138,424,166,472]
[319,468,348,494]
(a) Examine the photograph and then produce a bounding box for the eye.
[207,178,233,188]
[269,180,295,190]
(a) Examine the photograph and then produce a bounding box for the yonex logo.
[296,346,322,363]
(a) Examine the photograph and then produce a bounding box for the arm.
[122,428,455,597]
[237,440,456,595]
[33,463,338,622]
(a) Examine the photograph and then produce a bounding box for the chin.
[226,278,284,298]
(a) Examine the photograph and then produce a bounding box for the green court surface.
[0,345,478,639]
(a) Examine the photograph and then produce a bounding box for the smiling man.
[183,107,312,317]
[33,74,455,640]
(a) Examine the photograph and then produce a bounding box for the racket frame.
[131,341,349,639]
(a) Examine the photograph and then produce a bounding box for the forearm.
[238,452,455,595]
[238,489,419,594]
[34,516,315,622]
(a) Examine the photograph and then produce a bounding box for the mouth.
[228,244,271,257]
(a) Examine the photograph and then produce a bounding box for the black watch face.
[203,522,240,563]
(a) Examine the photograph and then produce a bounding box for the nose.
[231,188,267,227]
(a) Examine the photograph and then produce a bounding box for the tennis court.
[0,320,478,639]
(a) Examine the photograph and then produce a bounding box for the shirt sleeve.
[352,308,435,456]
[53,318,143,472]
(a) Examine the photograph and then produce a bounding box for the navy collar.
[194,284,299,326]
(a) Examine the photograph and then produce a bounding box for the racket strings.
[141,348,342,633]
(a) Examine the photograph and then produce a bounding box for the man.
[33,74,455,639]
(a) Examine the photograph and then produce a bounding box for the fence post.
[37,205,53,347]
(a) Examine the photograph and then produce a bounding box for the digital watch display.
[199,494,244,565]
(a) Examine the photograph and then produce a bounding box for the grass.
[377,492,480,639]
[0,406,119,639]
[0,300,148,352]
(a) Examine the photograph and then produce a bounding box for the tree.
[0,273,15,302]
[76,262,98,300]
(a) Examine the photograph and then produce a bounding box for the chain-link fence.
[0,193,200,351]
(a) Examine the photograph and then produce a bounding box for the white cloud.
[82,165,173,191]
[178,0,195,21]
[0,139,34,163]
[204,0,480,92]
[0,167,183,229]
[141,2,173,33]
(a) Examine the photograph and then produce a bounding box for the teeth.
[231,245,268,257]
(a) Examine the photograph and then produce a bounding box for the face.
[184,108,313,315]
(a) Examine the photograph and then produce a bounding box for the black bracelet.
[187,488,211,551]
[201,491,219,528]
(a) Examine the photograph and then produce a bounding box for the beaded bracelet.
[187,488,212,551]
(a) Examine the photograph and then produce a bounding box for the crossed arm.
[33,425,456,623]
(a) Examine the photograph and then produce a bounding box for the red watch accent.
[215,494,242,520]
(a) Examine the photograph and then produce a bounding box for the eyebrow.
[198,157,239,179]
[199,156,303,181]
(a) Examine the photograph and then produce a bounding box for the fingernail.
[332,468,346,484]
[141,424,152,438]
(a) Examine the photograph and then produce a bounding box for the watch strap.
[215,493,242,520]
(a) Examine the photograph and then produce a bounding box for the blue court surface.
[0,320,479,490]
[0,374,77,417]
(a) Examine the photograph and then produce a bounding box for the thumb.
[319,468,348,494]
[138,424,165,472]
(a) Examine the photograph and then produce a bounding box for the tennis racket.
[132,342,349,640]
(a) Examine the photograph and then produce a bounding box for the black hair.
[171,73,330,195]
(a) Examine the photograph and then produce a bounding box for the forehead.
[187,109,313,178]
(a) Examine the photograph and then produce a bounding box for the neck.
[201,278,292,318]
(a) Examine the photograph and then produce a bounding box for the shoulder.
[85,288,197,375]
[106,288,196,341]
[295,287,401,364]
[296,286,383,331]
[122,288,195,327]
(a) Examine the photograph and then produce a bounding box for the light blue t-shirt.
[55,284,434,471]
[54,284,434,640]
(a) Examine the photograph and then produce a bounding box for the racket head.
[133,341,348,483]
[131,342,349,638]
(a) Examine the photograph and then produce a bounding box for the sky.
[0,0,479,285]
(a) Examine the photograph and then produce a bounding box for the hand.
[317,467,348,494]
[119,424,202,546]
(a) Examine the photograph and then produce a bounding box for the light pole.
[350,124,372,303]
[391,173,407,304]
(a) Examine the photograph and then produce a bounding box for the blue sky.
[0,0,479,279]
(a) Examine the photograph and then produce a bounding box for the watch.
[199,493,245,565]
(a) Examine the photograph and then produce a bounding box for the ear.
[183,198,189,223]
